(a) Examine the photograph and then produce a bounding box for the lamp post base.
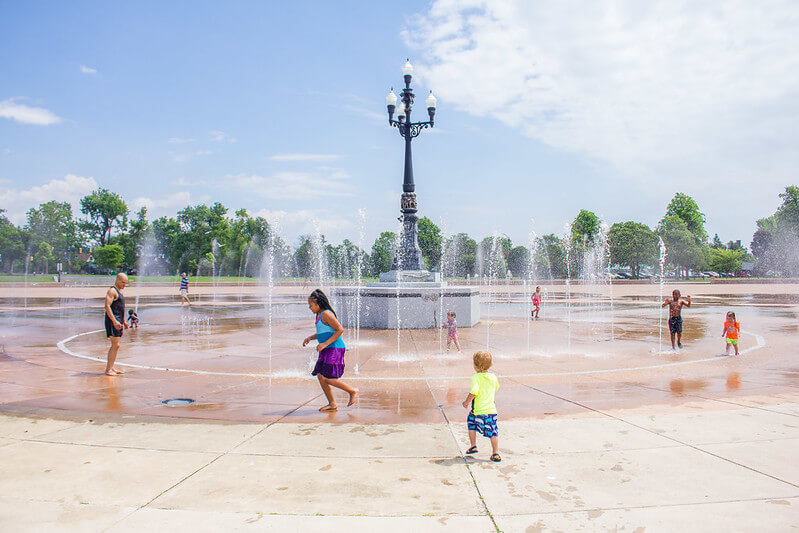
[378,270,440,283]
[396,193,426,271]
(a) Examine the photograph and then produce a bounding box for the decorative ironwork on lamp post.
[386,59,437,272]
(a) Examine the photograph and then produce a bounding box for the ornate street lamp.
[385,59,437,272]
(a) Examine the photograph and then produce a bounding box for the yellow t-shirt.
[470,372,499,415]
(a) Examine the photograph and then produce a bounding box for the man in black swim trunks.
[662,289,691,350]
[104,273,129,376]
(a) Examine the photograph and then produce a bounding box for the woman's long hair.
[309,289,337,317]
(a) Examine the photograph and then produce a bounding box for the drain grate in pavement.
[161,398,195,406]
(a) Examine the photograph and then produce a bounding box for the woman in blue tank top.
[302,289,359,411]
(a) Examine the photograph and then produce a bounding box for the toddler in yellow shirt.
[462,350,500,462]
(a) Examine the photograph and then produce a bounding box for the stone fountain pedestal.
[332,279,480,330]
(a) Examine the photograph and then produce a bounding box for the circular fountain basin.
[0,282,796,423]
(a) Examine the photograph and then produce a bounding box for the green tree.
[371,232,396,275]
[93,244,125,270]
[711,233,724,249]
[332,239,368,279]
[417,217,442,270]
[33,242,56,274]
[80,188,129,246]
[535,234,566,278]
[507,246,531,278]
[442,233,477,277]
[176,203,230,275]
[294,236,314,278]
[726,239,744,252]
[227,209,271,276]
[750,186,799,276]
[115,207,149,270]
[477,236,511,277]
[151,216,185,272]
[608,222,658,278]
[708,248,744,274]
[571,210,601,245]
[25,201,80,252]
[657,215,705,277]
[0,211,25,274]
[776,185,799,228]
[664,193,708,243]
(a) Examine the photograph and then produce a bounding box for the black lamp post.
[386,59,437,272]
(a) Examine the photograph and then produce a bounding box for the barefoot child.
[662,289,691,350]
[302,289,358,411]
[179,272,191,306]
[463,351,501,462]
[128,309,139,328]
[443,310,462,353]
[722,311,741,355]
[531,286,542,319]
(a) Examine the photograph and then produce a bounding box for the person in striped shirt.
[179,272,191,306]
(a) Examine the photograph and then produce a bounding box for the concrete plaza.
[0,281,797,531]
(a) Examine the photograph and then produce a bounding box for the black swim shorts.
[105,316,124,338]
[668,316,683,334]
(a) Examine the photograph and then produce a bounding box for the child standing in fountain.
[463,351,501,462]
[127,309,139,328]
[443,310,462,353]
[722,311,741,356]
[302,289,358,411]
[531,286,542,319]
[662,289,691,350]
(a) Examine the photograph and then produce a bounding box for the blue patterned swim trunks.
[467,411,498,438]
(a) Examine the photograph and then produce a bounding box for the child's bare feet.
[104,368,123,376]
[319,404,338,412]
[347,389,359,407]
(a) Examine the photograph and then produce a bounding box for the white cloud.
[226,169,353,200]
[406,1,799,191]
[171,153,192,163]
[0,98,61,125]
[210,130,237,143]
[80,65,97,74]
[344,104,385,121]
[195,150,213,156]
[251,208,355,241]
[0,174,98,224]
[269,153,344,162]
[131,192,195,214]
[167,137,195,144]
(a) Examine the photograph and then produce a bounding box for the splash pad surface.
[0,282,797,423]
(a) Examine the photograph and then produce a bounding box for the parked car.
[702,271,720,278]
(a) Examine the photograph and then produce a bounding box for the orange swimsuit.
[724,321,740,340]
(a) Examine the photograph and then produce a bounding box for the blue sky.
[2,1,798,250]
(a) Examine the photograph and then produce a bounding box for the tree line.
[1,186,797,278]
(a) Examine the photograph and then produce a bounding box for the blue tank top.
[315,313,345,348]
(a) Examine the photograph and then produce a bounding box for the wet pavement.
[0,282,798,424]
[1,282,798,530]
